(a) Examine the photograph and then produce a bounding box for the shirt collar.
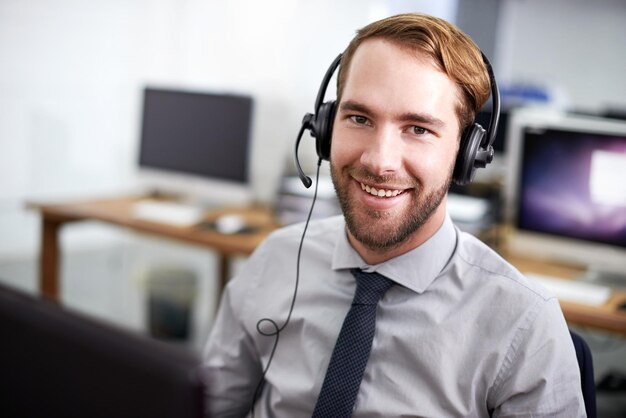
[332,214,458,293]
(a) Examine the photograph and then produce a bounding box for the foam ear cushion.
[315,101,337,160]
[453,123,486,185]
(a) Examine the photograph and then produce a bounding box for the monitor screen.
[139,88,253,184]
[135,87,254,206]
[518,126,626,248]
[505,109,626,281]
[0,283,206,418]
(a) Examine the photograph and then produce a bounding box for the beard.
[330,163,452,252]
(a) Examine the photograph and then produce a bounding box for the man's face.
[330,38,462,257]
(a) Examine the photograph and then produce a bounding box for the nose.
[359,127,403,176]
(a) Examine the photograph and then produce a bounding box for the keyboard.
[525,273,612,306]
[131,200,204,227]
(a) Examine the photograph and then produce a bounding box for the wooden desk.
[28,196,626,336]
[507,254,626,337]
[28,195,278,303]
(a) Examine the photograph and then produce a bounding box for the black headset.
[294,52,500,187]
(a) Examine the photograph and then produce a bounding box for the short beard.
[331,163,451,252]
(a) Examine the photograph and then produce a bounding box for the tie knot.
[350,268,394,305]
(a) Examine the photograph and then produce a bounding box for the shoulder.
[452,230,581,403]
[453,227,555,306]
[225,216,345,325]
[236,215,344,283]
[452,229,572,356]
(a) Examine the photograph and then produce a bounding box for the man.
[202,13,585,417]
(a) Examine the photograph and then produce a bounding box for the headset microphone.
[294,115,315,188]
[294,54,343,188]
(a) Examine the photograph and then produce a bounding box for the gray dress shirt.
[202,215,586,417]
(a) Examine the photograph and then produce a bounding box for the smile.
[360,182,404,198]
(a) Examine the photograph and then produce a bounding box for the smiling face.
[330,38,462,264]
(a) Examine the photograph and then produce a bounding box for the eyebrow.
[339,100,446,129]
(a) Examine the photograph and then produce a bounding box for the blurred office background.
[1,0,625,414]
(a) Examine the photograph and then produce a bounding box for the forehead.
[341,39,461,125]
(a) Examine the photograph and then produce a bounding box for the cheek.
[330,130,358,165]
[406,141,459,179]
[447,140,461,170]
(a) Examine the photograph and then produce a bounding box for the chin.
[346,205,422,250]
[331,161,451,251]
[339,184,449,252]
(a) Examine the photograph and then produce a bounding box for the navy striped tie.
[312,268,394,418]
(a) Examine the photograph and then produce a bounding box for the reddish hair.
[337,13,491,131]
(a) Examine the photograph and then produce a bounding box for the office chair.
[570,330,596,418]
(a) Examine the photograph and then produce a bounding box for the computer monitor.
[0,283,206,418]
[137,87,254,206]
[504,108,626,285]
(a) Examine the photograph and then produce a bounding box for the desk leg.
[40,218,61,302]
[218,255,230,301]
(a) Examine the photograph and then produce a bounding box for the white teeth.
[360,182,402,198]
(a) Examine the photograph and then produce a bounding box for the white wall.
[0,0,455,258]
[6,0,625,259]
[496,0,626,111]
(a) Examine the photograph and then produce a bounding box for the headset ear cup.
[314,101,336,161]
[453,123,486,185]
